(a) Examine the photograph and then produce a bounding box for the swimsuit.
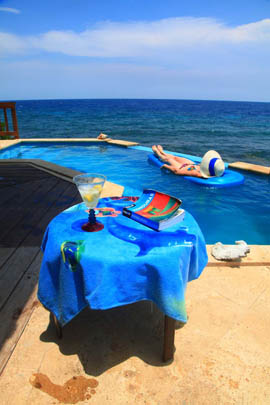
[179,163,197,171]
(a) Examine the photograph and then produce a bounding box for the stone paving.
[0,261,269,405]
[0,139,269,403]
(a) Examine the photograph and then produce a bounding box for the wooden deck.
[0,160,175,373]
[0,160,82,374]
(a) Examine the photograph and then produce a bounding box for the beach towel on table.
[38,197,208,326]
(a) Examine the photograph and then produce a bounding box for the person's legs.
[152,145,171,162]
[156,145,175,159]
[153,145,195,166]
[157,145,166,154]
[152,145,179,163]
[152,145,202,176]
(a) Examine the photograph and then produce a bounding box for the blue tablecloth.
[38,196,208,326]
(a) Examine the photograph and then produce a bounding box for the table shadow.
[40,301,185,376]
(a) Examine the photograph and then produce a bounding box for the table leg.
[163,315,175,362]
[52,313,63,339]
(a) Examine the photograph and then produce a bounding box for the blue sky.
[1,0,270,101]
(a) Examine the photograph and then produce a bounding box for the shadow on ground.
[40,301,185,376]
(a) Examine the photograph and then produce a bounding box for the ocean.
[1,98,270,243]
[13,99,270,166]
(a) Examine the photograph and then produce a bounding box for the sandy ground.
[1,138,269,404]
[1,263,270,405]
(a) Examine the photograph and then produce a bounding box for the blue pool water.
[8,99,270,167]
[1,141,269,244]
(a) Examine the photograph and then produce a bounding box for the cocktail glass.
[73,173,106,232]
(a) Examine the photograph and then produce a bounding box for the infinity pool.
[1,142,269,244]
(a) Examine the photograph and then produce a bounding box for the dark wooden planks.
[0,163,51,184]
[0,176,60,246]
[0,181,81,311]
[0,161,81,374]
[0,251,42,375]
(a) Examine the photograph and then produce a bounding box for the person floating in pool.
[152,145,225,178]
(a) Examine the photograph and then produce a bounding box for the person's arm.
[176,165,203,177]
[161,163,178,174]
[162,163,203,177]
[185,170,203,178]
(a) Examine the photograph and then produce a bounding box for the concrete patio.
[0,258,269,404]
[0,141,269,404]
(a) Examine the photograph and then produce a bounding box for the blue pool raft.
[148,153,244,188]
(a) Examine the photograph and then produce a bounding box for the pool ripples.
[0,142,269,244]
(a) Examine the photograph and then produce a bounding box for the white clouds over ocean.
[1,17,270,58]
[1,17,270,100]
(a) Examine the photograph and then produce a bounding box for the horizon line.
[1,97,270,104]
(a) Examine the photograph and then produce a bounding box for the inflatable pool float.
[147,153,244,188]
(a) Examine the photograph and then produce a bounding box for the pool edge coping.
[0,138,139,149]
[0,156,269,266]
[0,138,269,176]
[206,245,270,267]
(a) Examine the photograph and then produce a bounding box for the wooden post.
[52,313,63,339]
[11,103,19,138]
[0,102,19,139]
[3,108,9,132]
[163,315,175,362]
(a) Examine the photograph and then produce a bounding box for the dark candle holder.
[82,208,104,232]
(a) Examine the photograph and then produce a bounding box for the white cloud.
[1,17,270,58]
[1,17,270,101]
[0,7,20,14]
[0,32,27,55]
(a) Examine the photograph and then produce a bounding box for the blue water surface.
[9,98,270,166]
[1,141,269,245]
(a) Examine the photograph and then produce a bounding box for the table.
[38,196,208,361]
